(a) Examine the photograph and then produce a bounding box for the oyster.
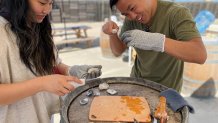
[106,89,117,95]
[80,98,89,105]
[86,89,94,97]
[99,83,109,90]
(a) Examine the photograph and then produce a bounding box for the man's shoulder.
[162,1,189,14]
[158,1,189,13]
[156,1,191,23]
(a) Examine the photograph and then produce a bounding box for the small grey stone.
[94,90,100,96]
[86,89,94,97]
[80,98,89,105]
[99,83,109,90]
[106,89,117,95]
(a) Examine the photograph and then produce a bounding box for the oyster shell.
[99,83,109,90]
[80,98,89,105]
[106,89,117,95]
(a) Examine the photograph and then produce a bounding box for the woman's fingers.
[44,75,84,96]
[63,82,74,91]
[56,91,65,96]
[66,76,82,84]
[60,86,71,94]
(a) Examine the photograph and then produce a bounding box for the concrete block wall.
[50,1,218,22]
[51,0,112,22]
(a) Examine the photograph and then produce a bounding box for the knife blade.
[153,117,158,123]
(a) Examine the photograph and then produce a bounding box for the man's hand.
[68,65,102,79]
[102,20,119,35]
[121,30,165,52]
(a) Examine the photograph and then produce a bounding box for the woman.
[0,0,101,123]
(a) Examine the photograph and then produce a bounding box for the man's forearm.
[164,37,207,64]
[109,35,126,56]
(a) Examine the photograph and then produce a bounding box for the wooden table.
[53,25,91,38]
[52,25,95,48]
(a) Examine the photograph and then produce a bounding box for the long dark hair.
[0,0,56,76]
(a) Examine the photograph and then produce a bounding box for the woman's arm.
[0,78,42,105]
[55,63,70,75]
[0,75,81,105]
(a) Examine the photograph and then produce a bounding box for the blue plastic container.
[194,10,215,34]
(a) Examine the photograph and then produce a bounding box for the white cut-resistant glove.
[68,65,102,79]
[121,30,165,52]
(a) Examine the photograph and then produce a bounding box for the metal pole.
[101,0,104,21]
[61,0,67,40]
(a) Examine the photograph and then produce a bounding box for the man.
[102,0,207,92]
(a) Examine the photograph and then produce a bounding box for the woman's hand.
[38,74,82,96]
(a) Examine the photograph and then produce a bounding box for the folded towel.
[160,88,195,113]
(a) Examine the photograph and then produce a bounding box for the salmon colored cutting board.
[89,96,151,122]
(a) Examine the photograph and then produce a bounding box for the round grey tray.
[61,77,189,123]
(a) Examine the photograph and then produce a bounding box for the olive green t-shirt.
[120,0,201,91]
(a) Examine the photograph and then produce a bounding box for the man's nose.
[128,12,137,20]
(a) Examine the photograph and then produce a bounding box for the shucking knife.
[154,96,168,123]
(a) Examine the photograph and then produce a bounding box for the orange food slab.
[89,96,151,122]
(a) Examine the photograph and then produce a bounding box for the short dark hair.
[110,0,118,10]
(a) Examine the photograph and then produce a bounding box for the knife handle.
[154,96,168,123]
